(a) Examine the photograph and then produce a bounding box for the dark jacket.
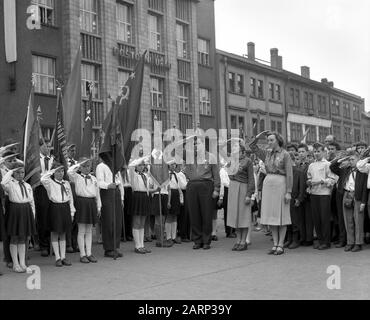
[330,160,368,203]
[291,166,306,203]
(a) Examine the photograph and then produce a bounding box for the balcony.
[178,59,191,81]
[116,43,137,70]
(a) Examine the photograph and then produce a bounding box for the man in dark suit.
[330,151,368,252]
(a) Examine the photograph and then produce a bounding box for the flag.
[63,47,82,155]
[23,84,41,189]
[99,100,125,174]
[4,0,17,63]
[117,52,146,163]
[80,84,94,158]
[53,89,69,170]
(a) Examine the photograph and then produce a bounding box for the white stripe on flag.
[4,0,17,63]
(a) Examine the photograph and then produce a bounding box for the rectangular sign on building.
[4,0,17,63]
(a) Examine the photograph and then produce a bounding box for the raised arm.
[0,170,14,193]
[67,164,80,183]
[357,157,370,174]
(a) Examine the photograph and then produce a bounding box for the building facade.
[0,0,218,149]
[217,43,366,148]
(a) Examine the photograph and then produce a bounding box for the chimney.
[270,48,279,68]
[321,78,328,84]
[247,42,255,61]
[328,81,334,87]
[301,66,310,79]
[277,56,283,70]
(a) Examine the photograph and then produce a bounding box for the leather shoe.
[344,245,354,252]
[41,250,49,257]
[62,259,72,266]
[55,259,63,267]
[135,248,146,254]
[66,247,74,254]
[193,244,203,250]
[104,251,116,258]
[351,245,362,252]
[236,243,248,251]
[203,244,211,250]
[283,240,292,248]
[87,255,98,263]
[335,242,346,248]
[313,243,320,249]
[143,247,152,254]
[211,235,218,241]
[80,256,90,264]
[318,244,330,250]
[115,251,123,258]
[6,262,13,269]
[288,242,300,249]
[173,238,182,244]
[302,241,313,247]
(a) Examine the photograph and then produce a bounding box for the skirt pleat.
[130,191,151,217]
[151,193,168,216]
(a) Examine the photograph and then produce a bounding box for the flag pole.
[112,99,117,261]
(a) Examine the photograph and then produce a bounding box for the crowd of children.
[1,133,370,275]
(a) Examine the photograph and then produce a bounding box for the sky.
[214,0,370,109]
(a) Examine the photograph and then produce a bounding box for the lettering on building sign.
[112,47,171,70]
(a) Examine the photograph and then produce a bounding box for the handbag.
[343,191,355,209]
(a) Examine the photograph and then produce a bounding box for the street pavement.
[1,219,370,300]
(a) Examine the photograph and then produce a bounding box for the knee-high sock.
[18,244,26,268]
[172,222,178,240]
[59,234,66,260]
[85,225,93,257]
[78,224,87,257]
[212,219,217,236]
[9,244,19,267]
[165,223,172,240]
[51,233,60,261]
[139,229,145,248]
[133,229,140,249]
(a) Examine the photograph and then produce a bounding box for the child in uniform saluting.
[68,158,101,263]
[41,163,75,267]
[1,162,36,273]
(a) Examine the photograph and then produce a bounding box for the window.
[80,0,98,34]
[237,74,244,94]
[81,63,100,98]
[333,125,341,142]
[353,105,360,120]
[117,70,129,96]
[269,83,274,100]
[344,127,351,143]
[32,55,56,95]
[250,78,256,97]
[290,88,294,106]
[308,93,313,110]
[176,23,188,59]
[343,102,351,118]
[31,0,55,26]
[178,83,190,113]
[176,0,190,21]
[238,117,245,138]
[149,0,164,12]
[304,92,308,108]
[252,118,258,136]
[228,72,235,93]
[231,115,237,130]
[306,125,317,143]
[260,119,265,132]
[271,120,282,134]
[257,80,264,99]
[275,84,281,101]
[290,122,303,142]
[295,89,300,107]
[354,129,361,142]
[199,88,211,116]
[198,38,210,66]
[150,77,164,109]
[148,14,161,51]
[116,3,132,43]
[332,98,340,115]
[318,95,327,114]
[319,127,330,143]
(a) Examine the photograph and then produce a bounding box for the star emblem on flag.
[129,72,136,79]
[152,148,163,161]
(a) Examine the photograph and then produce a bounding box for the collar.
[271,147,282,154]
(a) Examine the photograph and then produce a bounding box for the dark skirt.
[130,191,151,217]
[48,202,72,234]
[75,197,98,225]
[169,189,181,216]
[6,202,37,238]
[0,198,5,240]
[151,193,168,216]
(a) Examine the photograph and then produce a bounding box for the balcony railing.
[81,33,102,62]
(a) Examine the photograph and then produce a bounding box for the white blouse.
[177,171,188,190]
[68,164,102,211]
[168,171,181,190]
[1,171,35,216]
[41,171,76,216]
[95,163,124,201]
[129,168,151,193]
